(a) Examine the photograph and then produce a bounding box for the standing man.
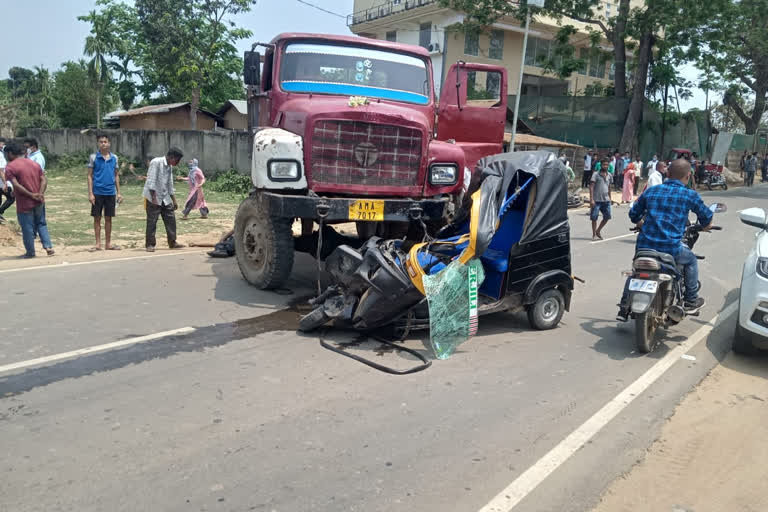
[614,151,625,190]
[87,133,122,251]
[23,138,46,172]
[143,147,186,252]
[761,153,768,183]
[643,160,666,192]
[3,143,54,257]
[745,151,758,187]
[582,151,593,188]
[646,154,658,178]
[589,157,613,241]
[0,137,14,223]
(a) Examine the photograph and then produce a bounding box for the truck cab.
[236,33,508,289]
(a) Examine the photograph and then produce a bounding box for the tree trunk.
[612,0,630,98]
[660,83,669,156]
[190,88,201,130]
[96,83,101,129]
[619,31,653,153]
[724,89,766,135]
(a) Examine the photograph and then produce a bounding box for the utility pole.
[510,0,545,152]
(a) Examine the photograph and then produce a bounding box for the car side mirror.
[740,207,767,229]
[708,202,727,213]
[244,51,261,86]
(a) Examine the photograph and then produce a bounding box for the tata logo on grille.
[354,142,379,167]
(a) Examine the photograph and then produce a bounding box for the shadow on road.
[583,316,671,361]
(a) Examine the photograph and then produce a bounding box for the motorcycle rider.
[616,158,713,322]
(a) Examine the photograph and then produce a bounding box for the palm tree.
[33,66,53,117]
[109,56,138,111]
[80,10,112,128]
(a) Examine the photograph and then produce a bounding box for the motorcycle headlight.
[429,164,458,185]
[758,257,768,279]
[268,159,301,181]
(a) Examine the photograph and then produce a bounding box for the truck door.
[436,62,508,166]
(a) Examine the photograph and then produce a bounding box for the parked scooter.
[623,203,726,353]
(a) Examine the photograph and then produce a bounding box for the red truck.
[236,33,508,289]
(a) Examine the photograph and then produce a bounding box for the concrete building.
[217,100,248,130]
[347,0,625,97]
[115,103,220,131]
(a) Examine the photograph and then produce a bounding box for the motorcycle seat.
[635,249,676,266]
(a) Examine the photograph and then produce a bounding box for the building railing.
[347,0,437,26]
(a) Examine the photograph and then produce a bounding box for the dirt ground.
[592,353,768,512]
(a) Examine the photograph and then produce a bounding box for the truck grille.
[310,120,422,187]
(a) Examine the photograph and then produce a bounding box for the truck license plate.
[349,200,384,221]
[629,279,658,293]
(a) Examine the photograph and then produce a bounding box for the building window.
[464,32,479,56]
[609,60,615,80]
[579,47,588,75]
[588,52,605,78]
[419,22,431,49]
[489,30,504,60]
[486,72,501,97]
[386,30,397,42]
[524,37,555,67]
[605,2,611,15]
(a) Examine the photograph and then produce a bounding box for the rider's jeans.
[620,245,700,309]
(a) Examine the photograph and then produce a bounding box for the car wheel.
[733,322,760,355]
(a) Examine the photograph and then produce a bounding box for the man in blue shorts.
[87,133,122,251]
[589,157,613,241]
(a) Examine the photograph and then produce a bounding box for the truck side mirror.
[244,51,261,86]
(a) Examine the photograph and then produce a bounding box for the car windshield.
[279,42,430,105]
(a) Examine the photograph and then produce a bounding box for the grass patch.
[5,163,245,248]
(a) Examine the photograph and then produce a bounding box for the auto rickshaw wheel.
[234,196,294,290]
[527,288,565,330]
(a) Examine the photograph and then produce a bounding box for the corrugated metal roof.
[114,103,189,117]
[504,132,584,149]
[225,100,247,115]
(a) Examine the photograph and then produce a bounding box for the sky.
[0,0,709,111]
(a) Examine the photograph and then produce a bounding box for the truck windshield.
[280,42,430,105]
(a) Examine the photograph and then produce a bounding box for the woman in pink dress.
[181,158,209,219]
[622,161,636,203]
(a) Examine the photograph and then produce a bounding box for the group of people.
[739,151,768,187]
[0,132,210,258]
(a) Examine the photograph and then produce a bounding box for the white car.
[734,207,768,354]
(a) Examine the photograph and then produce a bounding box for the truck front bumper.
[258,191,451,223]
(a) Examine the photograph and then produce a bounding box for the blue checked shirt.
[629,180,713,256]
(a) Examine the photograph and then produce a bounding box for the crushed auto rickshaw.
[300,151,575,358]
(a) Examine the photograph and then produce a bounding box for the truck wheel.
[526,288,565,330]
[234,197,294,289]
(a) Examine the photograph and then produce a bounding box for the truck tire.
[733,322,760,355]
[526,288,565,330]
[234,196,294,289]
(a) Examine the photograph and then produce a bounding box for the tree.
[110,57,138,110]
[79,9,114,128]
[53,61,115,128]
[689,0,768,134]
[135,0,255,129]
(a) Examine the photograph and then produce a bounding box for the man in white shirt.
[23,138,46,172]
[0,137,14,222]
[143,147,186,252]
[644,160,665,192]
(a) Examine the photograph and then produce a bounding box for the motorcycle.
[624,203,726,353]
[699,169,728,191]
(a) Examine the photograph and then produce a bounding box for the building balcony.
[347,0,438,27]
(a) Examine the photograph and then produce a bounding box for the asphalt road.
[1,184,765,512]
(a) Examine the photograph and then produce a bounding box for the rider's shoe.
[616,306,629,322]
[684,297,706,312]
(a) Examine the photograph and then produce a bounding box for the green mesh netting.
[422,258,485,360]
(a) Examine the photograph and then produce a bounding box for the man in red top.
[3,143,54,258]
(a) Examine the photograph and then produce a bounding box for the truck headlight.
[757,257,768,279]
[429,164,458,185]
[268,159,301,181]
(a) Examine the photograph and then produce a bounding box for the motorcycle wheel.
[707,182,713,191]
[298,307,331,332]
[723,183,728,191]
[635,311,659,353]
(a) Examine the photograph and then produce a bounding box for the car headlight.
[758,257,768,279]
[429,164,458,185]
[268,159,301,181]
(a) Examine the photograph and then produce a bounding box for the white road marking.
[590,232,637,244]
[0,327,197,376]
[477,301,738,512]
[0,250,207,274]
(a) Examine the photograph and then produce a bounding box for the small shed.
[504,132,584,164]
[115,103,220,131]
[217,100,248,130]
